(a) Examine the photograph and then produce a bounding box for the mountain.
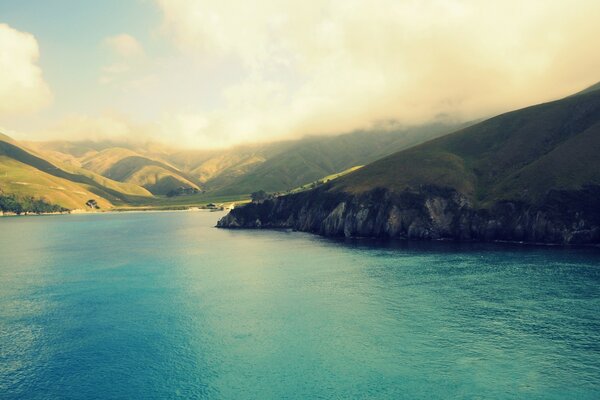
[26,121,466,198]
[202,122,465,195]
[331,84,600,203]
[27,142,202,196]
[0,119,465,212]
[0,135,153,212]
[218,82,600,245]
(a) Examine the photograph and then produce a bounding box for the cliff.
[218,83,600,245]
[217,185,600,245]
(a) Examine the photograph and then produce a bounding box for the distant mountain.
[0,135,153,212]
[331,84,600,203]
[27,143,202,196]
[1,119,466,212]
[219,82,600,245]
[26,121,467,198]
[203,122,466,195]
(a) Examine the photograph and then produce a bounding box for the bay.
[1,211,599,399]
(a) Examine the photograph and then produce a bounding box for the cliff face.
[217,185,600,245]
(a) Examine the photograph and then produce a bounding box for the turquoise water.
[1,211,600,399]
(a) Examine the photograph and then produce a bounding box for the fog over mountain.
[1,1,600,148]
[219,82,600,245]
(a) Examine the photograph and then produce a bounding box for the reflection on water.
[1,211,599,399]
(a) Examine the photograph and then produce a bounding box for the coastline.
[219,224,600,249]
[0,206,230,218]
[217,186,600,246]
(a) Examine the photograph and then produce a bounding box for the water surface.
[1,211,599,399]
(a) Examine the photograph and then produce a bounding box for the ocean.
[1,211,599,399]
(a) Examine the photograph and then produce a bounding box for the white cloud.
[155,0,600,145]
[104,33,144,58]
[11,2,600,149]
[37,112,215,148]
[159,112,211,145]
[0,23,52,117]
[100,34,146,85]
[42,113,144,141]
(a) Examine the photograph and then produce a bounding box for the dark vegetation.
[166,186,200,197]
[0,192,67,214]
[250,190,269,203]
[85,199,100,209]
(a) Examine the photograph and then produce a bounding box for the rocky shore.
[217,185,600,245]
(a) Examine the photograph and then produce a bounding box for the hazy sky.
[1,0,600,148]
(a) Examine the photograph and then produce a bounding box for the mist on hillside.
[1,1,600,148]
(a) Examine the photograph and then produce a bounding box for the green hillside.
[80,147,142,174]
[331,83,600,206]
[27,121,466,198]
[0,192,67,214]
[28,140,199,196]
[100,156,200,195]
[0,156,114,209]
[0,138,156,210]
[206,123,464,195]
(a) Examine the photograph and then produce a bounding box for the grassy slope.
[0,156,113,209]
[126,165,199,195]
[100,155,201,194]
[287,165,363,194]
[34,142,200,196]
[332,84,600,206]
[191,153,266,183]
[120,165,366,210]
[0,139,158,208]
[80,147,141,175]
[64,166,152,197]
[23,121,467,198]
[0,135,251,209]
[22,142,153,197]
[166,144,272,181]
[206,123,464,195]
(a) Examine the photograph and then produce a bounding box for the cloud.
[159,112,210,145]
[104,33,144,58]
[36,112,213,148]
[41,113,146,141]
[155,0,600,145]
[34,110,259,149]
[100,34,146,85]
[0,23,52,117]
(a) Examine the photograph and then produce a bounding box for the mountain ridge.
[218,84,600,245]
[0,121,464,212]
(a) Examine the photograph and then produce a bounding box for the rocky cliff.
[217,185,600,245]
[218,83,600,245]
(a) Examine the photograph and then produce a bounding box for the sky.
[1,0,600,149]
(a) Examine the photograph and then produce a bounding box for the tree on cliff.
[251,190,268,203]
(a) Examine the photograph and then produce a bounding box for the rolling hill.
[219,82,600,245]
[1,120,463,212]
[330,84,600,203]
[0,136,154,212]
[25,121,466,198]
[26,140,201,196]
[203,122,465,195]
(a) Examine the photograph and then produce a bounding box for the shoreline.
[0,206,230,218]
[218,225,600,249]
